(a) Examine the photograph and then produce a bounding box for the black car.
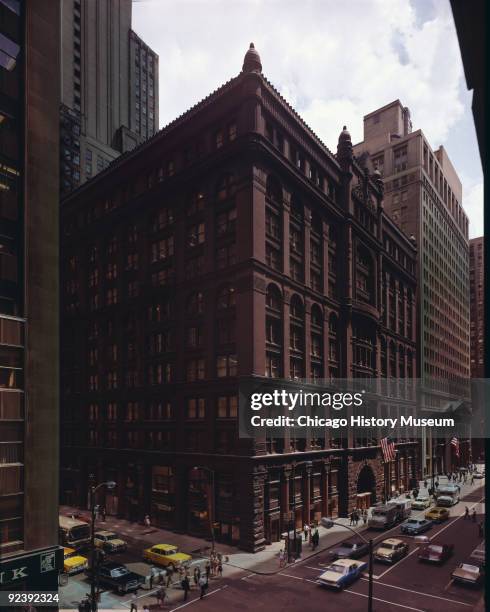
[86,562,144,594]
[329,539,370,560]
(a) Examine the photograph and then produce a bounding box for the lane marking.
[279,572,317,585]
[343,588,426,612]
[374,546,420,579]
[169,585,228,611]
[360,578,473,607]
[241,573,256,580]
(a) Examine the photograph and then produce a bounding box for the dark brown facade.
[0,0,62,595]
[60,44,419,552]
[469,237,484,378]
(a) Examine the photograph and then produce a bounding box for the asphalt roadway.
[176,485,485,612]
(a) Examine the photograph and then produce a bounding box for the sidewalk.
[60,470,484,578]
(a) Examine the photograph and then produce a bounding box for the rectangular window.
[187,398,205,419]
[216,354,237,377]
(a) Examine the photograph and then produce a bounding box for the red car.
[418,543,454,564]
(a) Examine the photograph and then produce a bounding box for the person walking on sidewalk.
[303,523,309,542]
[181,576,190,602]
[193,566,200,587]
[205,561,211,581]
[312,528,319,550]
[166,565,174,587]
[349,511,354,526]
[199,576,208,599]
[472,508,477,522]
[217,560,223,578]
[144,514,151,528]
[129,602,138,612]
[464,506,470,520]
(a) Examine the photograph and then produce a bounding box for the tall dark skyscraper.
[60,0,159,195]
[0,0,62,595]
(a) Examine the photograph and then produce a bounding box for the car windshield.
[340,542,355,549]
[416,497,428,502]
[111,567,130,577]
[382,543,396,550]
[460,564,478,572]
[329,564,348,574]
[107,534,118,540]
[407,519,418,524]
[429,546,443,553]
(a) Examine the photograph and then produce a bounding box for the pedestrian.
[472,508,477,522]
[149,572,154,590]
[313,529,319,550]
[464,506,469,520]
[181,576,190,601]
[205,561,211,581]
[362,509,367,525]
[100,506,106,522]
[194,566,200,586]
[217,560,223,577]
[349,511,354,526]
[423,479,428,489]
[166,565,174,587]
[157,586,166,608]
[471,475,475,485]
[279,548,285,567]
[303,523,309,542]
[199,575,208,599]
[435,478,439,489]
[144,514,151,528]
[129,602,137,612]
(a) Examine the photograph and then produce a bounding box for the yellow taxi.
[63,547,88,574]
[142,544,191,570]
[425,506,450,523]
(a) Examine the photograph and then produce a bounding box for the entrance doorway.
[357,464,376,507]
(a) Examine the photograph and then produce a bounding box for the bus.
[59,515,90,549]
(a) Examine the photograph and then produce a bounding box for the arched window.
[266,284,282,311]
[290,295,304,320]
[311,304,323,328]
[356,244,374,304]
[266,175,282,204]
[217,286,235,310]
[216,173,235,201]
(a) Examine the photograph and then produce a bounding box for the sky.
[133,0,483,238]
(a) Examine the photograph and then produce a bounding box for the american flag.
[450,436,460,458]
[380,437,396,462]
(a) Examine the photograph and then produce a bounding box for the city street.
[60,479,484,611]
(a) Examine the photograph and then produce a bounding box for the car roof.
[432,507,446,511]
[63,547,75,554]
[95,530,116,536]
[331,558,358,567]
[381,538,403,546]
[101,561,126,570]
[152,543,177,550]
[340,540,363,546]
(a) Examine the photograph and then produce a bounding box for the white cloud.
[133,0,482,232]
[461,177,484,239]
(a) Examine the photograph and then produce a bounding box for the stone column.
[280,466,291,534]
[304,206,311,288]
[282,194,291,276]
[321,460,330,516]
[303,462,312,525]
[239,465,267,552]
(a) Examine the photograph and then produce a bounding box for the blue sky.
[133,0,483,238]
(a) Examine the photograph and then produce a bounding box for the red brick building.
[60,44,420,552]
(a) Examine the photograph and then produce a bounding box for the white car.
[412,496,431,510]
[317,558,368,590]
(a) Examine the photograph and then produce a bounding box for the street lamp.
[88,480,116,612]
[321,517,373,612]
[193,466,215,554]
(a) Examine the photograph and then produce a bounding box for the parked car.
[94,530,127,553]
[425,507,450,523]
[317,558,368,590]
[374,538,408,564]
[469,542,485,568]
[329,539,370,560]
[86,562,144,594]
[400,518,432,535]
[63,547,88,575]
[474,471,484,479]
[142,544,192,570]
[412,496,431,510]
[451,563,484,586]
[418,543,453,564]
